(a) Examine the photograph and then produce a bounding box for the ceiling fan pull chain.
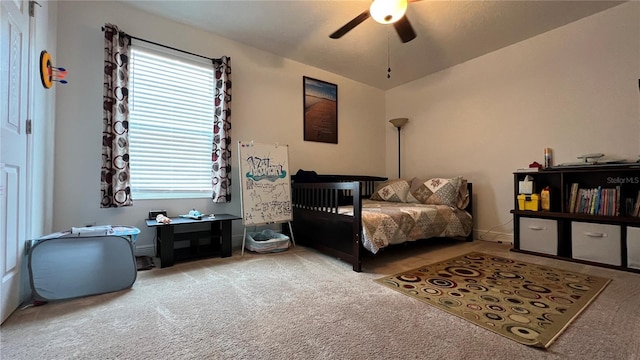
[387,32,391,79]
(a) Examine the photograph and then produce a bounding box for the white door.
[1,0,30,324]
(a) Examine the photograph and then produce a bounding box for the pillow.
[370,179,411,202]
[457,178,470,209]
[410,176,463,207]
[405,177,420,203]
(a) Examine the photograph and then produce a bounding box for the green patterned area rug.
[375,252,611,348]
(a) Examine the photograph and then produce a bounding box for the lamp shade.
[389,117,408,128]
[370,0,408,25]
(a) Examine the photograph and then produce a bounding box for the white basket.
[245,229,290,253]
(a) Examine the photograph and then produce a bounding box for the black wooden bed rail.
[292,182,347,213]
[290,176,385,272]
[291,181,364,271]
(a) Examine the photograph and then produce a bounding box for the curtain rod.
[101,26,221,63]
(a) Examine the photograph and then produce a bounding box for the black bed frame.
[290,175,474,272]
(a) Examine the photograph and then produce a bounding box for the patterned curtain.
[101,24,133,207]
[212,57,232,203]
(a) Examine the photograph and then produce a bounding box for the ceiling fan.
[329,0,418,43]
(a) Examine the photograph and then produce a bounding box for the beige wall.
[53,1,385,252]
[385,2,640,242]
[30,1,57,238]
[53,1,639,253]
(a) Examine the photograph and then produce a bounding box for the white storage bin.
[519,218,558,255]
[571,222,621,266]
[626,226,640,270]
[245,229,290,253]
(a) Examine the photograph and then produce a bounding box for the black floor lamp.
[389,118,408,178]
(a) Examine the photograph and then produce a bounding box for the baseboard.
[473,229,513,244]
[232,234,245,250]
[134,244,156,257]
[137,233,512,257]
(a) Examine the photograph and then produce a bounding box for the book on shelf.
[625,197,634,217]
[568,183,579,213]
[634,190,640,217]
[566,184,623,216]
[616,185,621,216]
[591,186,601,215]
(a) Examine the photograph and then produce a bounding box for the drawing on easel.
[237,141,292,226]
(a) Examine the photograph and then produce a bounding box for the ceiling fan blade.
[329,10,370,39]
[393,15,416,43]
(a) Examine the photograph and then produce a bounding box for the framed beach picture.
[303,76,338,144]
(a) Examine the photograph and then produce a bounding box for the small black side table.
[145,214,241,268]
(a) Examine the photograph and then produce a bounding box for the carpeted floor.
[375,252,611,348]
[1,240,639,359]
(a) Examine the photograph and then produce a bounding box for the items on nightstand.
[557,153,628,167]
[179,209,203,220]
[518,175,535,195]
[544,148,553,168]
[148,209,167,219]
[541,186,551,211]
[517,175,540,211]
[515,162,543,173]
[156,214,172,224]
[517,194,540,211]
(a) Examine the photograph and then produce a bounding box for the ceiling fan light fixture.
[370,0,408,25]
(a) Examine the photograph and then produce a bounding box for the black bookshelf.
[511,165,640,273]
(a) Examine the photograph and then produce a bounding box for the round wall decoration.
[40,50,53,89]
[39,50,68,89]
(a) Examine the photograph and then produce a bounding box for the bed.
[290,174,473,272]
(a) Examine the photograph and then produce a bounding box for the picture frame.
[303,76,338,144]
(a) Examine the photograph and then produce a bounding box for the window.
[129,41,215,200]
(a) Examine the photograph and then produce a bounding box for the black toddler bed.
[290,174,473,272]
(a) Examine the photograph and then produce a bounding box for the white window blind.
[129,41,215,200]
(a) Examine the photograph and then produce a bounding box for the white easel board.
[237,141,292,226]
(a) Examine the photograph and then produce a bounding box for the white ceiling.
[119,0,623,91]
